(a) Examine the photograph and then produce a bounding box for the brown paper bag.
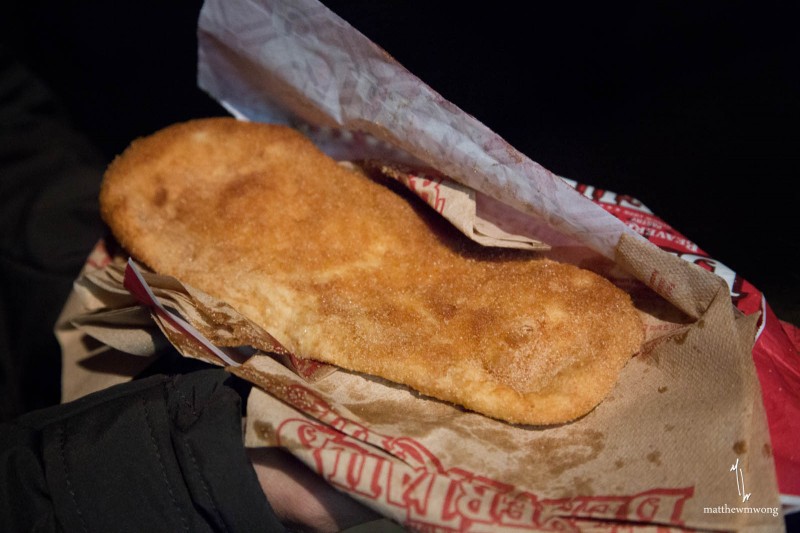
[56,225,783,531]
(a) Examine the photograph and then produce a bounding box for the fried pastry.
[100,117,644,425]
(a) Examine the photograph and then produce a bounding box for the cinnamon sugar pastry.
[100,117,644,425]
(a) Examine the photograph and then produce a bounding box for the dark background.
[3,1,798,325]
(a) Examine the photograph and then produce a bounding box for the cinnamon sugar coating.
[100,118,644,424]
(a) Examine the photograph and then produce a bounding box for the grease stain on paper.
[467,425,525,452]
[733,440,747,454]
[344,397,466,438]
[252,420,278,445]
[551,475,596,499]
[646,450,662,466]
[523,429,606,477]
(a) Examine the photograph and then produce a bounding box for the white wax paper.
[196,0,647,259]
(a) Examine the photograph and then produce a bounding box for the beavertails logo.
[565,179,759,312]
[401,173,447,214]
[273,383,693,532]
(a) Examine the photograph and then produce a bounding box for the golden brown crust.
[100,117,644,425]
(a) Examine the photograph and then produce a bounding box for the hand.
[247,447,382,533]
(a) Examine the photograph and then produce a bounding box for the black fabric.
[0,368,286,533]
[0,49,287,531]
[0,45,107,421]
